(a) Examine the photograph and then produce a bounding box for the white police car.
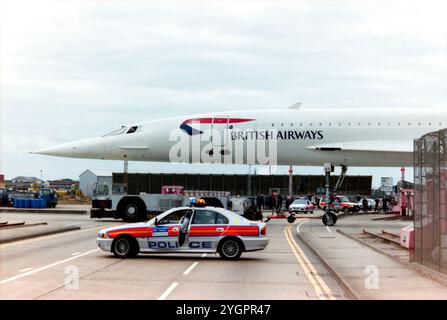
[97,200,269,260]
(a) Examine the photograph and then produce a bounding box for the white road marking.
[71,252,81,256]
[0,248,99,285]
[158,282,178,300]
[0,225,105,249]
[18,268,33,273]
[326,226,332,233]
[296,220,308,233]
[182,261,199,275]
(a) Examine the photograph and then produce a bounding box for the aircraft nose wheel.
[322,212,337,226]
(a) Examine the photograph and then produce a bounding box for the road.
[0,215,348,300]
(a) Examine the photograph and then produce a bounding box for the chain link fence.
[414,129,447,272]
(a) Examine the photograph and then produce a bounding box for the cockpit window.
[102,126,127,137]
[127,126,138,134]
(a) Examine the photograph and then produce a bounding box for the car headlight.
[98,232,108,239]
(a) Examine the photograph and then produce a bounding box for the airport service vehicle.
[288,198,315,214]
[91,181,230,222]
[38,188,58,208]
[7,188,58,208]
[96,203,269,259]
[357,198,375,210]
[229,196,263,221]
[33,104,447,226]
[319,195,360,213]
[0,188,9,206]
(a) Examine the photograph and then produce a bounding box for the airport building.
[111,172,372,196]
[79,169,113,198]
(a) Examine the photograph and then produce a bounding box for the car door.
[188,209,230,251]
[145,208,189,251]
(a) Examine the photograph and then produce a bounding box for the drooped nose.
[31,138,109,159]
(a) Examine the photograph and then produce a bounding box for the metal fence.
[414,128,447,272]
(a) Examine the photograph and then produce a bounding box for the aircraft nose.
[31,138,106,159]
[32,141,81,157]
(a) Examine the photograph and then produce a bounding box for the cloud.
[0,0,445,186]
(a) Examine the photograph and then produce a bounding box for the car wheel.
[343,207,349,214]
[112,236,138,258]
[218,238,243,259]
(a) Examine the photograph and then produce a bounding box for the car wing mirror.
[154,217,158,225]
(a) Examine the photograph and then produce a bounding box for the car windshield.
[94,184,109,196]
[339,196,350,202]
[293,199,307,204]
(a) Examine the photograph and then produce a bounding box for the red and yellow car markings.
[107,227,151,238]
[107,225,260,238]
[189,225,259,237]
[167,226,180,236]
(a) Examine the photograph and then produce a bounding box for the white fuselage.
[34,108,447,167]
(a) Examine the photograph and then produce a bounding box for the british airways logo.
[180,118,255,136]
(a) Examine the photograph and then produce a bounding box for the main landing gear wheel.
[287,215,296,223]
[218,238,243,259]
[322,212,337,226]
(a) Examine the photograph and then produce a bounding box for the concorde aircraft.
[33,104,447,225]
[33,104,446,167]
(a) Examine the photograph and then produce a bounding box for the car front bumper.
[289,208,312,212]
[97,238,113,252]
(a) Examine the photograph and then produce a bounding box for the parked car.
[357,198,375,210]
[97,205,269,259]
[288,198,315,214]
[319,195,361,213]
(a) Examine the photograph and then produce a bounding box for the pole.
[123,160,129,187]
[247,164,252,196]
[288,165,293,197]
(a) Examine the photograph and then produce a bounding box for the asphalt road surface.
[0,217,348,300]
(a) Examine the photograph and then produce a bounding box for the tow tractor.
[90,182,231,222]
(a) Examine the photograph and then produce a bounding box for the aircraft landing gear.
[322,211,337,226]
[321,163,348,227]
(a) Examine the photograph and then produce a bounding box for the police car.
[96,199,269,259]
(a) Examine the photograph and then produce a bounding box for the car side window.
[191,210,230,224]
[192,210,216,225]
[215,213,229,224]
[158,209,188,225]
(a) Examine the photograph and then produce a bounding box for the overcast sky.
[1,0,446,187]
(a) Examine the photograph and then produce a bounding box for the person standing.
[382,197,388,213]
[256,194,263,211]
[277,193,283,213]
[374,198,380,212]
[362,198,369,214]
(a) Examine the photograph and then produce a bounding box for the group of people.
[256,193,283,213]
[359,196,397,214]
[254,192,397,215]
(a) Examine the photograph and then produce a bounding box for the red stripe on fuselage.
[182,118,254,125]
